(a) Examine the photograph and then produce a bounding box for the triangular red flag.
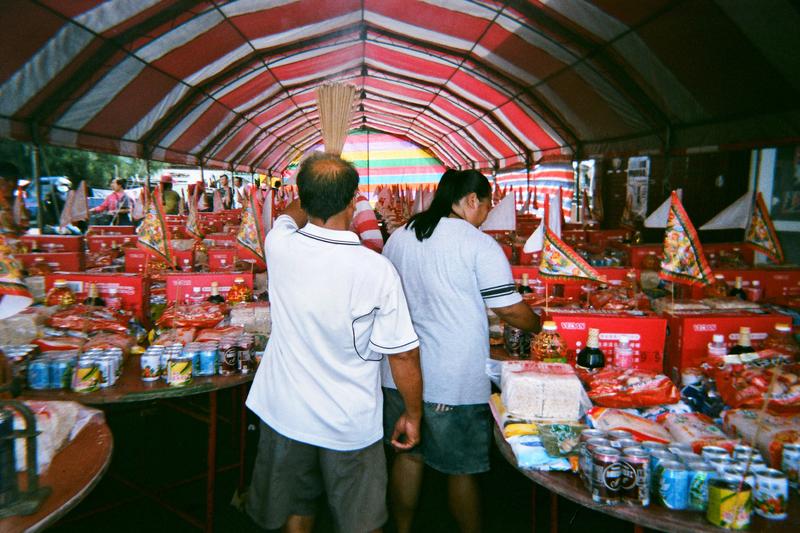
[659,191,712,286]
[539,224,605,283]
[745,192,784,264]
[137,188,173,266]
[236,191,266,267]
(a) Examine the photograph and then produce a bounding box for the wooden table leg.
[549,491,558,533]
[531,484,536,533]
[238,383,249,492]
[206,390,218,533]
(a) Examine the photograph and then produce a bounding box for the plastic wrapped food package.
[156,302,227,329]
[229,302,271,334]
[500,361,590,421]
[586,407,672,443]
[13,401,79,473]
[48,305,132,333]
[580,368,680,408]
[658,412,735,453]
[710,363,800,413]
[723,409,800,468]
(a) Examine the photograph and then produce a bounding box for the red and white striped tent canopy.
[1,1,798,174]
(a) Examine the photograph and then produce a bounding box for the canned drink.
[702,445,730,461]
[218,337,238,375]
[167,354,193,387]
[105,347,123,378]
[649,450,676,495]
[197,346,218,377]
[591,446,622,504]
[781,443,800,489]
[707,478,752,529]
[676,451,703,464]
[641,442,667,453]
[607,430,633,441]
[723,466,755,491]
[580,429,607,442]
[611,438,639,450]
[658,461,690,510]
[96,355,115,388]
[667,443,693,455]
[687,461,717,511]
[503,324,531,358]
[753,468,788,520]
[184,345,201,376]
[72,357,100,392]
[27,358,51,390]
[49,356,73,389]
[160,350,173,381]
[140,352,161,381]
[581,437,611,489]
[733,444,754,462]
[621,449,650,506]
[708,457,735,474]
[237,336,254,373]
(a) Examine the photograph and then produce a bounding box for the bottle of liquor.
[181,258,192,272]
[517,273,532,295]
[83,283,106,306]
[764,323,800,358]
[728,327,753,355]
[206,281,225,304]
[625,269,640,299]
[188,286,204,304]
[576,328,605,371]
[531,321,567,363]
[705,274,728,298]
[729,276,746,300]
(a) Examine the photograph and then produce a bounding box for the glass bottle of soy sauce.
[577,328,605,371]
[206,281,225,304]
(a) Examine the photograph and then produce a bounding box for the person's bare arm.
[387,346,422,451]
[281,198,308,228]
[491,301,540,332]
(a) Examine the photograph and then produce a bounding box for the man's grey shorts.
[383,387,491,475]
[247,422,388,533]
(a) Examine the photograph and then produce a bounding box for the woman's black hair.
[406,169,491,241]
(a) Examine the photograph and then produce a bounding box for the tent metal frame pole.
[30,144,43,233]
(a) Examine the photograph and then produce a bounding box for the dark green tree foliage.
[0,138,164,188]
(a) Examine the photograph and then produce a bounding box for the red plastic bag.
[48,305,131,333]
[583,368,680,408]
[156,302,227,329]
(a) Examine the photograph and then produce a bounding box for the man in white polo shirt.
[246,153,422,533]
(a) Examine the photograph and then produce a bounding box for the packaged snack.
[659,412,735,453]
[195,325,245,343]
[587,407,672,443]
[580,368,680,408]
[156,302,227,329]
[82,332,136,355]
[47,305,132,333]
[723,409,800,468]
[710,363,800,414]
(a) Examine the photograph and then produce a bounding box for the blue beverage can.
[687,461,717,511]
[49,356,73,389]
[648,450,676,496]
[27,359,51,390]
[659,461,690,509]
[183,345,201,376]
[197,345,218,376]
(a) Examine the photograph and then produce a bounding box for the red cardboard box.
[87,234,138,252]
[124,248,194,272]
[207,247,237,270]
[17,252,84,272]
[44,273,147,322]
[19,235,83,253]
[663,310,787,382]
[204,233,236,246]
[548,310,667,372]
[87,225,135,236]
[511,266,635,300]
[163,272,254,303]
[764,268,800,297]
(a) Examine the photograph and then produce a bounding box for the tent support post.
[30,144,43,233]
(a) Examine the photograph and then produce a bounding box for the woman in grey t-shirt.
[382,169,539,533]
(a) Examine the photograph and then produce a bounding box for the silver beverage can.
[780,443,800,489]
